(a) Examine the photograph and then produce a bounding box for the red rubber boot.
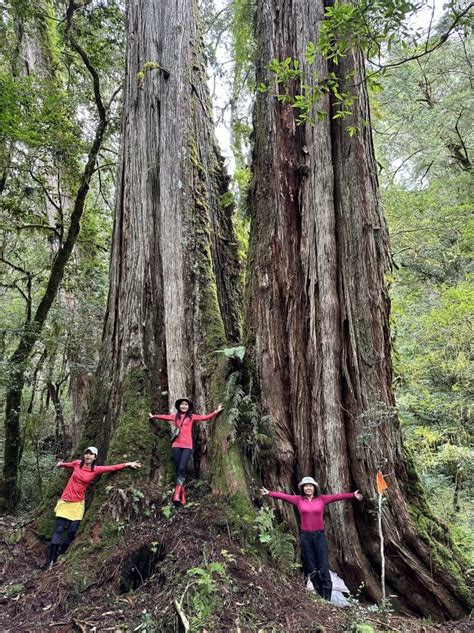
[180,486,186,506]
[172,484,183,505]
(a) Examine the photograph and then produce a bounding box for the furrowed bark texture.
[246,0,470,619]
[83,0,241,484]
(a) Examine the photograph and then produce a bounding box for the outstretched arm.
[56,460,79,469]
[260,488,300,507]
[95,461,142,474]
[193,403,224,422]
[148,412,175,422]
[321,490,363,504]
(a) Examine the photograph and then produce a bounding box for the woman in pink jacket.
[260,476,363,600]
[47,446,141,568]
[149,397,223,505]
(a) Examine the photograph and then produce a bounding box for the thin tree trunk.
[17,2,85,454]
[46,381,68,455]
[0,2,108,513]
[246,0,470,619]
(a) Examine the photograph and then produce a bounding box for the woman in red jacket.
[149,398,223,505]
[47,446,141,568]
[260,476,363,600]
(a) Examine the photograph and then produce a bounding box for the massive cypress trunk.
[246,0,470,619]
[81,0,242,491]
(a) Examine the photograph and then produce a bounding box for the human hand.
[56,461,63,468]
[354,490,363,501]
[216,403,224,413]
[259,487,269,496]
[148,412,154,420]
[127,461,142,469]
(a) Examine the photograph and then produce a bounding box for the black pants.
[172,447,192,484]
[51,517,81,546]
[300,530,332,600]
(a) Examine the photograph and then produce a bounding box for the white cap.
[84,446,98,456]
[298,476,318,488]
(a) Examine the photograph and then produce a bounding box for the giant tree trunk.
[81,0,242,492]
[246,0,470,619]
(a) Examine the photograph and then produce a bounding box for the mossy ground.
[1,484,470,632]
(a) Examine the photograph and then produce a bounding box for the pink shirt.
[59,460,128,502]
[268,491,356,531]
[150,411,220,449]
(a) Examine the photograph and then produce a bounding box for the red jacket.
[150,410,220,449]
[268,491,356,531]
[59,460,128,502]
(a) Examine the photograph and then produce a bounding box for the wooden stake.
[378,492,386,602]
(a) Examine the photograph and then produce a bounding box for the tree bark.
[246,0,471,619]
[81,0,242,489]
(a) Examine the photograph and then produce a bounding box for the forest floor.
[0,482,472,633]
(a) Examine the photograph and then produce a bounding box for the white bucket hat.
[298,476,318,488]
[84,446,98,456]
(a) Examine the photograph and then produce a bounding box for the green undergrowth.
[407,502,472,607]
[404,450,473,608]
[253,506,298,573]
[10,483,466,631]
[216,491,298,576]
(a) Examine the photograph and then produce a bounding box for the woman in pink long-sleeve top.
[260,476,363,600]
[149,397,224,505]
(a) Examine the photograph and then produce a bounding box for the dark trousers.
[172,447,192,483]
[51,517,81,546]
[300,530,332,600]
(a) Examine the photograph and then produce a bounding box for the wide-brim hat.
[175,398,193,410]
[298,476,318,489]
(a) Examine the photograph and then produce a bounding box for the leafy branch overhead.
[262,54,359,126]
[263,0,472,127]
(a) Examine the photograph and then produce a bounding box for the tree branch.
[0,281,30,308]
[1,256,30,276]
[365,3,474,80]
[107,83,123,110]
[29,171,62,213]
[66,2,106,122]
[15,223,61,237]
[453,108,471,169]
[388,148,424,180]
